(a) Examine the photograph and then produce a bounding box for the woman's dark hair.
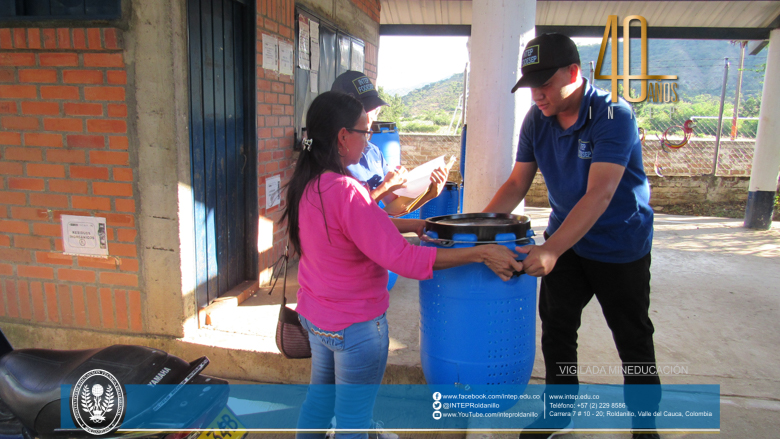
[281,91,364,256]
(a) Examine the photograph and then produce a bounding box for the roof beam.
[380,24,775,40]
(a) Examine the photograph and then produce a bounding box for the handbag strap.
[268,242,290,308]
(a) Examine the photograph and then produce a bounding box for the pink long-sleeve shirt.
[295,172,437,331]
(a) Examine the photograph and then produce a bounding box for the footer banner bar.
[61,384,719,432]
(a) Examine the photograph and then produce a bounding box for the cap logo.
[352,76,374,94]
[522,45,539,68]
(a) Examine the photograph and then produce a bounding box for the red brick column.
[0,28,139,332]
[253,0,380,274]
[256,0,295,272]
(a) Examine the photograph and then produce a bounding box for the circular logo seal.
[70,369,126,435]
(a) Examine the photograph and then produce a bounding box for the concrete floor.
[208,207,780,437]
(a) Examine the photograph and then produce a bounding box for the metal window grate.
[0,0,121,20]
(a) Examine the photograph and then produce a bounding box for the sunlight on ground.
[654,216,780,258]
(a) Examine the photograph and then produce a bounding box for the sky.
[375,36,602,96]
[376,36,469,95]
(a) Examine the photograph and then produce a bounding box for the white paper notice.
[310,21,320,71]
[279,41,293,76]
[351,41,364,73]
[266,175,281,209]
[393,155,446,199]
[339,36,350,71]
[262,34,278,72]
[298,15,310,70]
[310,71,318,93]
[61,215,109,256]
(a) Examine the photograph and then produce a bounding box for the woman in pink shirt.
[283,92,521,439]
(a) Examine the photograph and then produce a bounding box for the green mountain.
[579,39,768,100]
[401,73,464,117]
[395,40,767,120]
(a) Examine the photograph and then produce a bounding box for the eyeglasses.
[346,128,374,141]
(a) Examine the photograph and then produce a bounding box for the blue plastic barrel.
[371,121,400,169]
[459,183,464,213]
[421,182,459,219]
[387,270,399,291]
[459,124,466,214]
[419,231,536,388]
[398,209,420,219]
[459,124,467,180]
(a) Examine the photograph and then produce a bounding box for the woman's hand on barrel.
[479,245,524,281]
[414,220,427,239]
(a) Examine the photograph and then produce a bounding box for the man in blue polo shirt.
[484,34,660,439]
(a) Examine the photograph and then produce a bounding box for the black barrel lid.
[425,213,531,242]
[371,121,397,133]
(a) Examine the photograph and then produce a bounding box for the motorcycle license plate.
[196,407,246,439]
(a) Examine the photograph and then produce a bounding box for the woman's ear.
[336,127,349,148]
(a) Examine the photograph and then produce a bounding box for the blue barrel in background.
[371,121,401,169]
[459,125,467,181]
[459,183,464,214]
[398,209,420,219]
[459,125,467,214]
[420,182,459,219]
[387,270,399,291]
[419,217,536,389]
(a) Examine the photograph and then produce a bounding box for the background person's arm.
[516,161,625,276]
[409,166,449,207]
[483,161,539,213]
[370,166,407,202]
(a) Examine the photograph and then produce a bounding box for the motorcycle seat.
[0,345,174,434]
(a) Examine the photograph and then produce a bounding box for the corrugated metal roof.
[380,1,780,29]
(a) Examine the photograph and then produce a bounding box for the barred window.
[0,0,122,20]
[294,6,365,148]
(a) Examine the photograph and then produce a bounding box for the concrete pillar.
[463,0,536,213]
[745,28,780,229]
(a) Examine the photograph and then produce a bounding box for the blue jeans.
[296,313,389,439]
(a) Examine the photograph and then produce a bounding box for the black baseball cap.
[331,71,388,112]
[511,33,581,92]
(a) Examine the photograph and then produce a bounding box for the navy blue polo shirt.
[515,80,653,263]
[347,142,391,191]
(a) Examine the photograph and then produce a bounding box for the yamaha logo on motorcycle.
[70,369,126,436]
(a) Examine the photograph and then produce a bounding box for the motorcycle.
[0,328,242,439]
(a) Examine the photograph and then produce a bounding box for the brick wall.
[399,134,462,183]
[358,0,380,80]
[364,41,378,81]
[0,28,138,330]
[253,0,380,275]
[256,0,296,274]
[399,134,756,208]
[352,0,380,22]
[525,174,751,207]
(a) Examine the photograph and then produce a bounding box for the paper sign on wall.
[339,36,350,71]
[351,41,364,73]
[310,21,320,71]
[279,41,293,76]
[61,215,109,256]
[266,175,282,209]
[298,15,310,70]
[262,34,279,72]
[310,71,319,93]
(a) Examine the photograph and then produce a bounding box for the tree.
[377,87,407,124]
